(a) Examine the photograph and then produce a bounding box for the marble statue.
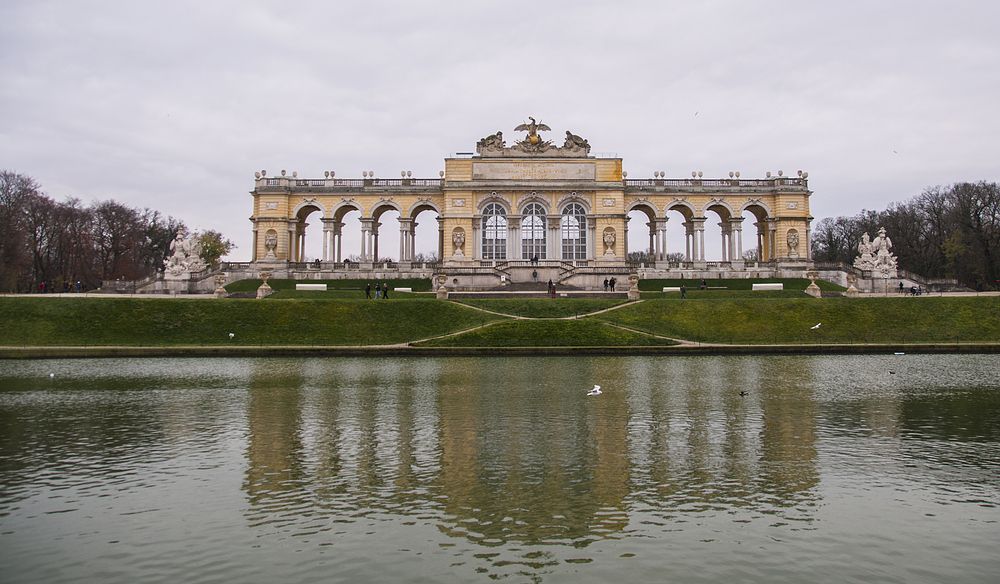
[164,232,207,279]
[854,227,897,277]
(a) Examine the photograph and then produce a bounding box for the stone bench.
[752,283,783,291]
[295,284,327,291]
[663,287,681,292]
[394,287,412,293]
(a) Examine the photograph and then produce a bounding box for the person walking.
[898,281,904,294]
[610,277,616,292]
[604,278,609,292]
[382,283,389,299]
[681,284,686,299]
[365,282,372,299]
[374,282,382,299]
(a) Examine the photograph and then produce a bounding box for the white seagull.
[587,385,602,396]
[811,323,822,329]
[229,333,235,339]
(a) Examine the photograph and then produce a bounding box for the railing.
[258,177,443,189]
[624,177,806,189]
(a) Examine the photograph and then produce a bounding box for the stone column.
[767,219,777,260]
[509,216,520,260]
[334,221,344,263]
[684,221,692,261]
[653,217,668,262]
[719,222,729,262]
[549,215,560,261]
[321,219,334,261]
[287,223,297,262]
[360,218,375,262]
[398,218,414,262]
[694,218,706,262]
[437,216,445,262]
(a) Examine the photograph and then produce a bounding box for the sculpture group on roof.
[476,118,591,157]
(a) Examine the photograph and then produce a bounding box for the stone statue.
[854,228,897,276]
[786,231,800,258]
[563,131,591,153]
[475,119,594,158]
[164,231,207,278]
[452,230,466,257]
[514,117,551,145]
[871,227,898,277]
[476,131,505,156]
[264,233,278,258]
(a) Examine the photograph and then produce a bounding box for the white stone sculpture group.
[854,227,897,277]
[164,232,207,279]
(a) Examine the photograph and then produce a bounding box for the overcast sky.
[2,0,998,261]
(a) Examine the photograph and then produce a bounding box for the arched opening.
[560,202,587,260]
[295,205,324,262]
[481,202,508,260]
[371,206,401,262]
[665,204,695,262]
[740,204,771,262]
[334,205,363,262]
[521,202,547,260]
[411,206,441,263]
[626,207,655,262]
[704,203,734,261]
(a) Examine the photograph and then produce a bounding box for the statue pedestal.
[256,282,274,299]
[805,282,822,298]
[844,285,859,298]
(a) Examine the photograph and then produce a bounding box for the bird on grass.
[229,333,235,340]
[587,385,602,396]
[739,391,749,396]
[811,323,822,329]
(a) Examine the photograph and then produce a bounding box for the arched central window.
[521,202,547,260]
[561,202,588,259]
[481,202,507,260]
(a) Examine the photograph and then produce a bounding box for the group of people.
[603,277,617,292]
[899,282,923,296]
[365,282,391,299]
[36,281,87,293]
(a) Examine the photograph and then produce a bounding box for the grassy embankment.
[637,278,845,299]
[3,276,997,348]
[224,278,432,299]
[0,297,504,347]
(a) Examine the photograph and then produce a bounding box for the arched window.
[481,202,507,260]
[561,202,588,259]
[521,202,546,260]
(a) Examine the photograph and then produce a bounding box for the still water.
[1,355,998,583]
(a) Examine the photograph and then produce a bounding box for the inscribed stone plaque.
[472,161,596,181]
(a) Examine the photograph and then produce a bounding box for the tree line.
[0,170,234,293]
[811,181,1000,290]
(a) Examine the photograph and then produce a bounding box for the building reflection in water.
[242,356,820,545]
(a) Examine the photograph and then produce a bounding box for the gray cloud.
[2,0,997,259]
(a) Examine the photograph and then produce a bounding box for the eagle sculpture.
[514,117,551,145]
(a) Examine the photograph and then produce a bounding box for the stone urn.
[627,273,641,300]
[436,274,449,299]
[213,274,228,298]
[845,273,860,298]
[257,268,274,299]
[805,270,822,298]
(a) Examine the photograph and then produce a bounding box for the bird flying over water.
[587,385,602,396]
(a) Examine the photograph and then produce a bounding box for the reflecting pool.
[1,355,999,583]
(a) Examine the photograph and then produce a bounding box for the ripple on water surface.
[1,355,999,583]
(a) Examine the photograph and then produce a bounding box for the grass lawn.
[590,296,1000,344]
[225,278,433,294]
[451,298,628,319]
[415,319,678,347]
[638,277,846,292]
[0,297,505,347]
